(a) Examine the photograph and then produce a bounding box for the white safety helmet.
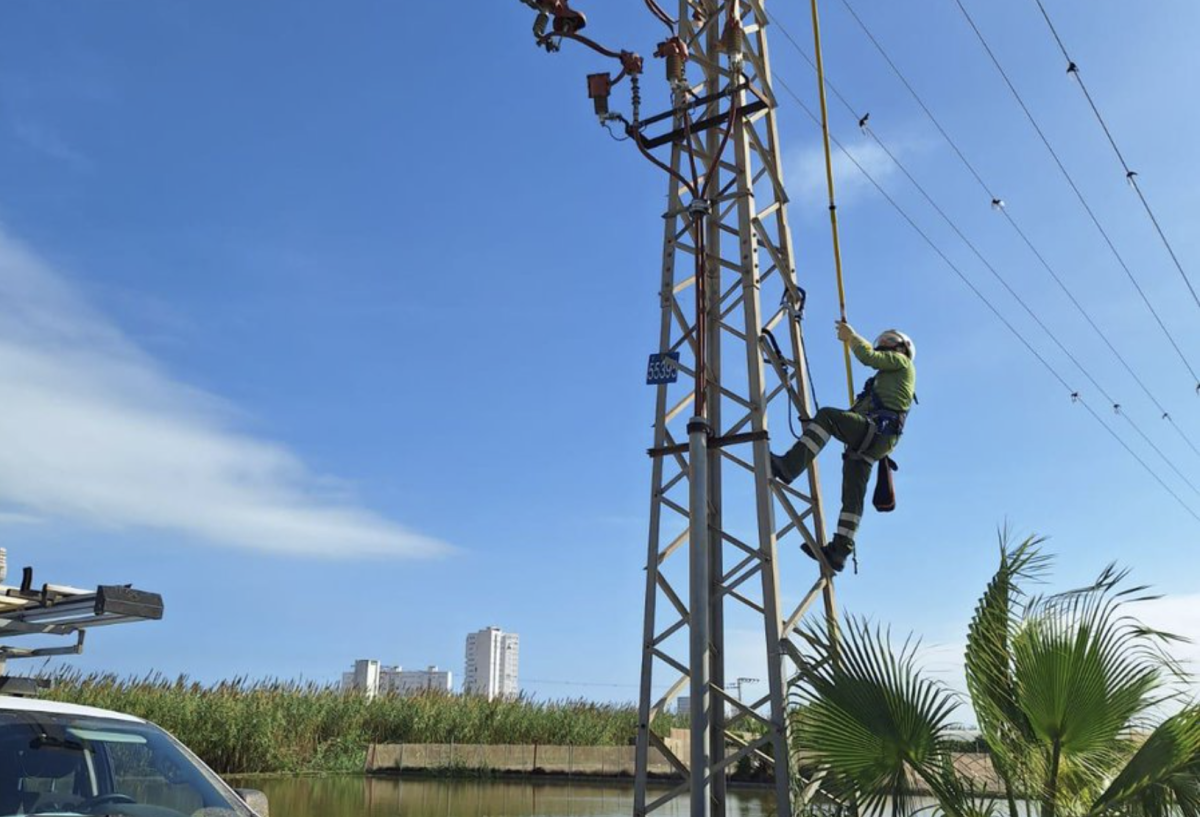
[874,329,915,360]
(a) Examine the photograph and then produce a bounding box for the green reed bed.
[44,672,684,775]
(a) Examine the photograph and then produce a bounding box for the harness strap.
[845,417,878,463]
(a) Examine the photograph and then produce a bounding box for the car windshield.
[0,709,252,817]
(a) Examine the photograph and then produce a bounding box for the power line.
[768,71,1200,526]
[1031,0,1200,316]
[823,0,1200,460]
[950,0,1200,393]
[765,9,1200,496]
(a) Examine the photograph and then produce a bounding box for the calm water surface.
[243,776,776,817]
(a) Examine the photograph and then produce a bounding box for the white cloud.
[786,136,900,212]
[0,227,451,558]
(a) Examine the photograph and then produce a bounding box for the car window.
[105,740,205,815]
[0,710,252,817]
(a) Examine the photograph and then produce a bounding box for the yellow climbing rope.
[809,0,855,406]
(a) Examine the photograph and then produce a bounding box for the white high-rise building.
[342,659,382,699]
[463,627,519,700]
[342,661,452,697]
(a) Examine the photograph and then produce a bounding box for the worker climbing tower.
[631,2,839,816]
[518,1,844,815]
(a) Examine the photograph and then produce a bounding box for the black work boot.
[802,539,853,574]
[825,537,854,574]
[770,452,794,485]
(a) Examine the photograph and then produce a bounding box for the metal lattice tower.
[631,2,839,816]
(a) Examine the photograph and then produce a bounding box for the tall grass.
[44,672,684,775]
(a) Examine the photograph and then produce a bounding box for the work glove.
[835,320,856,343]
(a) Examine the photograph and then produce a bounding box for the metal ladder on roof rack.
[0,547,164,696]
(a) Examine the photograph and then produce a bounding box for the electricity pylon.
[630,3,838,816]
[518,1,841,815]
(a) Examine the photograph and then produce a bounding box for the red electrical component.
[587,72,612,116]
[546,0,586,36]
[654,37,689,83]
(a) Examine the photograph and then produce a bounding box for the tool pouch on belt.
[873,457,899,513]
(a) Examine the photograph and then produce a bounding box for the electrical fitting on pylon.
[719,16,746,73]
[654,37,690,100]
[586,49,644,128]
[518,0,587,52]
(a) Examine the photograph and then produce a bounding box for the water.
[240,776,777,817]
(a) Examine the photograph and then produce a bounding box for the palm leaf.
[1013,563,1182,815]
[964,533,1049,808]
[791,616,967,817]
[1088,706,1200,817]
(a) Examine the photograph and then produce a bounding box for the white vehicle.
[0,696,269,817]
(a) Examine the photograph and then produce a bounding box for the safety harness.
[846,376,910,462]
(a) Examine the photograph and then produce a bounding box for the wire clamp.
[687,198,711,218]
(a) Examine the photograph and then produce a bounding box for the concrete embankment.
[366,740,1001,792]
[366,743,680,777]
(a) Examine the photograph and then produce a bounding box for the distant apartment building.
[343,659,382,699]
[676,696,690,717]
[463,626,519,700]
[380,665,453,695]
[342,660,452,698]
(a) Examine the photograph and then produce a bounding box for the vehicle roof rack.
[0,547,164,668]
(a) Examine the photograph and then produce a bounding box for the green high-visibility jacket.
[848,334,916,414]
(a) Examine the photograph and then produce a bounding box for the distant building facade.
[342,660,452,698]
[676,696,690,717]
[463,626,519,700]
[380,665,453,695]
[343,659,382,699]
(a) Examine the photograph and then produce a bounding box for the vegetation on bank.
[46,674,684,775]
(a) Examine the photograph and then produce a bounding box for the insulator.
[666,52,685,84]
[722,23,744,57]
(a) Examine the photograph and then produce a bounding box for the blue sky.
[1,0,1199,703]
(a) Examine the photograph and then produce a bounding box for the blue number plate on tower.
[646,352,681,385]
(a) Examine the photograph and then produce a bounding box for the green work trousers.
[777,407,897,553]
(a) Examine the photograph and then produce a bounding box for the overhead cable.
[769,71,1200,525]
[824,0,1200,460]
[950,0,1200,393]
[766,9,1200,494]
[1031,0,1200,315]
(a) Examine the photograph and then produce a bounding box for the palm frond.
[964,533,1049,803]
[1013,562,1181,812]
[791,616,967,817]
[1089,707,1200,817]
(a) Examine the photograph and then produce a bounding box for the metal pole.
[687,415,712,817]
[809,0,855,406]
